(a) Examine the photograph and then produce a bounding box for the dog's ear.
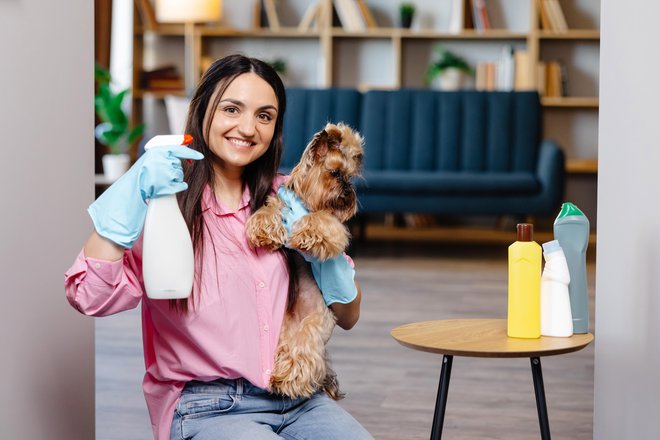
[310,130,329,159]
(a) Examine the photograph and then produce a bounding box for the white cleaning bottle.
[142,135,195,299]
[540,240,573,337]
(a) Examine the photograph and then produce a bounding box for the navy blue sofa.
[282,88,565,218]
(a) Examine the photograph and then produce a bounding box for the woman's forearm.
[329,280,362,330]
[84,230,125,261]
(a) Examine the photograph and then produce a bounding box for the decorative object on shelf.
[164,95,191,135]
[268,58,287,75]
[425,45,474,90]
[94,64,145,181]
[155,0,222,94]
[447,0,464,33]
[399,2,415,29]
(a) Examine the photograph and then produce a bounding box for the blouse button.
[94,263,101,269]
[263,324,269,332]
[258,281,265,288]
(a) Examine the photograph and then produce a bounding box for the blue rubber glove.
[89,145,204,248]
[278,185,358,306]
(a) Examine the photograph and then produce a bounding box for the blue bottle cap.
[542,240,562,254]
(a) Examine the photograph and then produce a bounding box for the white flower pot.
[102,153,130,182]
[431,68,465,91]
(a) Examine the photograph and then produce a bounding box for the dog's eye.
[329,170,341,178]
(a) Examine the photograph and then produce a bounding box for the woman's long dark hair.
[172,54,296,312]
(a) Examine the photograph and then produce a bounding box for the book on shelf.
[263,0,281,31]
[514,50,535,91]
[141,65,184,91]
[298,1,322,32]
[134,0,157,30]
[253,0,263,29]
[475,62,497,91]
[356,0,378,28]
[537,0,552,31]
[475,46,514,92]
[536,61,547,96]
[545,61,563,97]
[546,60,569,97]
[559,62,569,96]
[542,0,568,32]
[200,57,214,76]
[471,0,491,31]
[333,0,366,32]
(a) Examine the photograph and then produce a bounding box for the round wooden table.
[391,319,594,440]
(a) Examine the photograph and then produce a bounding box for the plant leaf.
[127,123,146,144]
[95,63,111,85]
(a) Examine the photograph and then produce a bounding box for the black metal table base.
[429,355,551,440]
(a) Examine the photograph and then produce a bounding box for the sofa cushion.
[360,90,541,174]
[359,171,539,195]
[282,88,362,168]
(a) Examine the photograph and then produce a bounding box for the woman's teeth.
[229,138,252,147]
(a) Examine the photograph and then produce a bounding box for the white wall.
[594,0,660,438]
[0,1,95,438]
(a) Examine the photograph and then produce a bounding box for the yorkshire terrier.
[246,122,364,399]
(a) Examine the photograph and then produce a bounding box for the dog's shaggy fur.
[245,122,364,399]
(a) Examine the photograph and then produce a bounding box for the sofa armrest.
[536,139,566,213]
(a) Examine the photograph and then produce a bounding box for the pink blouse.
[65,176,291,440]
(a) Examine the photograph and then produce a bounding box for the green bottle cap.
[556,202,585,219]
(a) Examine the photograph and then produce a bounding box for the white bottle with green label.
[553,202,590,334]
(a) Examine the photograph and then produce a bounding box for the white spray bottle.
[142,135,194,299]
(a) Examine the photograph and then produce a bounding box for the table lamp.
[155,0,222,94]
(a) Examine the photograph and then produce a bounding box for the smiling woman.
[65,54,372,440]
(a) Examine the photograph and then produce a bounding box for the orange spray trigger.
[182,134,193,145]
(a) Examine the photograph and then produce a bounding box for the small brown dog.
[246,122,364,399]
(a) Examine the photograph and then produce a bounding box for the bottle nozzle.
[556,202,585,219]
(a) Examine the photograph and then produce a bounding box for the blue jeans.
[170,378,374,440]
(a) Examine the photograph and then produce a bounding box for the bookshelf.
[131,0,600,213]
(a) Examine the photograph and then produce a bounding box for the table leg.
[530,357,551,440]
[430,355,453,440]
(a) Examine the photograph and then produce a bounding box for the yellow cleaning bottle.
[508,223,542,338]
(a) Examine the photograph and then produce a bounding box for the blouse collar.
[201,184,251,216]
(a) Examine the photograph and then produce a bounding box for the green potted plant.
[94,63,145,181]
[425,45,474,90]
[267,58,288,84]
[399,2,416,28]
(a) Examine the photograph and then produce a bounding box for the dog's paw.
[289,212,349,261]
[245,208,287,251]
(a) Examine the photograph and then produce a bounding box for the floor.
[96,238,596,439]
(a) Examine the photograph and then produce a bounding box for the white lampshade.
[155,0,222,23]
